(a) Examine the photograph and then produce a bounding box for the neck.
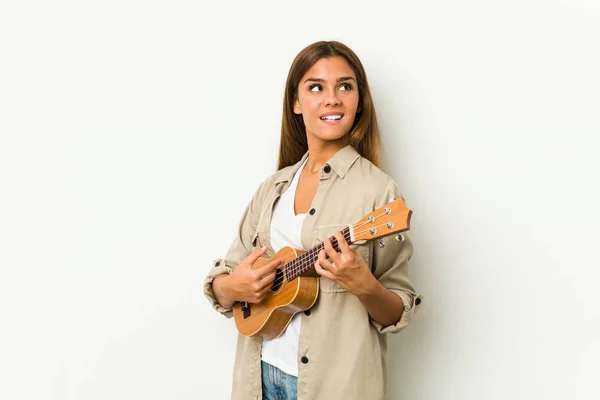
[305,136,349,174]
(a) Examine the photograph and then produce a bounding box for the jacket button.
[304,309,311,316]
[301,356,309,364]
[309,208,315,215]
[415,298,421,306]
[323,165,331,173]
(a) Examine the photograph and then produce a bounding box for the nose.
[324,87,341,107]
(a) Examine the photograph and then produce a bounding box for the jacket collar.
[274,144,360,184]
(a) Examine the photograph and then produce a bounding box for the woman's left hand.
[314,231,375,296]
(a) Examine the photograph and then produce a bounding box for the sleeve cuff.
[370,290,424,334]
[203,258,234,318]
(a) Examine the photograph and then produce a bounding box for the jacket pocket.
[251,225,261,249]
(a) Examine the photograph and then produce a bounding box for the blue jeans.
[261,361,298,400]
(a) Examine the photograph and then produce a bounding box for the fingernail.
[261,246,267,251]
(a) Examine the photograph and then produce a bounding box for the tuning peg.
[379,238,385,248]
[395,233,404,242]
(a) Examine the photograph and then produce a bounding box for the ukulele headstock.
[350,197,412,242]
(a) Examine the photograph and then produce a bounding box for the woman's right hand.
[220,246,283,304]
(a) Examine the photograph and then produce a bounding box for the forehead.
[302,56,356,80]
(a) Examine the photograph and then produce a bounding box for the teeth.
[321,115,342,120]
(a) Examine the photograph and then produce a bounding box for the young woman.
[204,40,423,400]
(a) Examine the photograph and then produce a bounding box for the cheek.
[304,97,321,110]
[347,94,360,110]
[300,100,321,119]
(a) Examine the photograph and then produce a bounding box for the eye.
[339,83,353,91]
[309,84,322,92]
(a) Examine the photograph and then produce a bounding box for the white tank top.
[260,157,308,376]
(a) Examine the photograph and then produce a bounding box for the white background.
[1,1,599,399]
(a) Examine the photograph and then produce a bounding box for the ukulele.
[233,197,412,339]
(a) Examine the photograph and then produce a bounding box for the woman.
[204,40,423,400]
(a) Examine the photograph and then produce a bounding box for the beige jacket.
[204,145,423,400]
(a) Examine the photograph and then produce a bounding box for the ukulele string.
[282,209,396,284]
[229,230,350,319]
[284,207,396,281]
[232,207,400,311]
[266,229,353,289]
[230,221,396,319]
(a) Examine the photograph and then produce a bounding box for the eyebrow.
[304,76,356,84]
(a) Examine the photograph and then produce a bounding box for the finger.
[258,283,276,302]
[260,272,279,294]
[318,249,336,272]
[256,257,283,276]
[334,231,351,253]
[323,237,342,263]
[258,271,277,290]
[315,259,335,281]
[243,246,268,266]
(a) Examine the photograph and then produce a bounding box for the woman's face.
[294,56,360,145]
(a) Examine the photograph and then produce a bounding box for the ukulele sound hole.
[271,268,284,291]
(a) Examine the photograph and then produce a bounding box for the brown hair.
[277,41,382,170]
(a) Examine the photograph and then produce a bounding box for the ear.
[293,96,302,115]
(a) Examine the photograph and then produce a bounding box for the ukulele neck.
[285,227,352,281]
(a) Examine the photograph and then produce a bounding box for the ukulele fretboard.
[285,227,352,281]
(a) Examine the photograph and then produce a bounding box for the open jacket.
[204,145,423,400]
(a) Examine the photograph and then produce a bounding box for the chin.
[311,127,352,142]
[313,134,347,142]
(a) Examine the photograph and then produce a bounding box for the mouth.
[320,112,344,122]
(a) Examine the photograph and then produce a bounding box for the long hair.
[277,41,382,170]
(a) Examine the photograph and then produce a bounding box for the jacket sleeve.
[369,179,424,334]
[203,181,265,319]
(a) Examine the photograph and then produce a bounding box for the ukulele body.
[232,246,319,340]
